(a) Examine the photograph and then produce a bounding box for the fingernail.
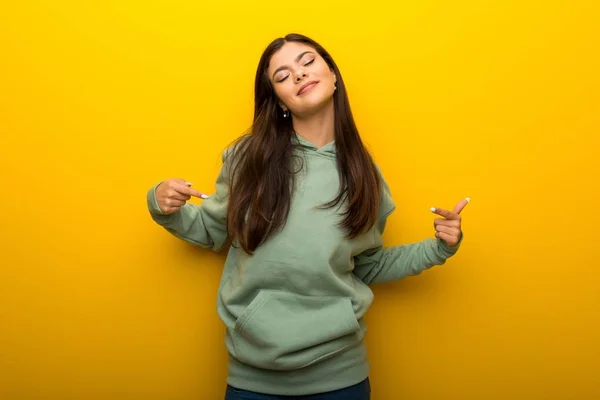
[466,197,471,202]
[200,194,210,199]
[430,207,436,212]
[184,182,192,186]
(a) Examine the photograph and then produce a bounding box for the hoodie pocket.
[231,290,361,371]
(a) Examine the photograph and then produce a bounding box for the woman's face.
[267,41,337,118]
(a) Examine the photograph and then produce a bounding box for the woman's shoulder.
[221,134,253,163]
[372,161,397,227]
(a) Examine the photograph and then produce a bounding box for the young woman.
[146,33,468,400]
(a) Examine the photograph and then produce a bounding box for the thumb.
[453,197,471,214]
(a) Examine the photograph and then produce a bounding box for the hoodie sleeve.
[352,172,462,285]
[146,149,231,252]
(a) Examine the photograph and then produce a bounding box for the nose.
[295,70,307,82]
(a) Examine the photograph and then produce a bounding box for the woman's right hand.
[155,179,207,214]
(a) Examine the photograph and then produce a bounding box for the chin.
[295,103,332,118]
[300,93,334,111]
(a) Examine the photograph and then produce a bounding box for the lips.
[297,81,319,95]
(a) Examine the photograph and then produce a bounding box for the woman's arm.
[353,236,462,285]
[352,168,466,284]
[146,151,230,252]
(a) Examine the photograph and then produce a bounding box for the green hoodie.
[146,133,462,395]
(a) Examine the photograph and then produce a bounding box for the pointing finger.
[170,192,191,201]
[187,187,209,199]
[176,182,210,199]
[193,191,210,199]
[434,218,459,227]
[430,207,460,220]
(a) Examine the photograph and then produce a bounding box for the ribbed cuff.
[436,232,463,257]
[146,183,166,215]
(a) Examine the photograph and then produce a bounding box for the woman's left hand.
[430,198,470,247]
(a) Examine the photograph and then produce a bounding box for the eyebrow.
[271,51,315,80]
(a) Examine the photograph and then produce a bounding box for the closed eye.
[275,59,315,83]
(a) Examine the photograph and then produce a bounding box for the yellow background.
[1,0,599,399]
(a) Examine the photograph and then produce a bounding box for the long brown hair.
[226,33,381,254]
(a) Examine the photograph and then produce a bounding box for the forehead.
[268,42,317,71]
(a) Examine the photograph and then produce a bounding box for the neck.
[291,100,335,148]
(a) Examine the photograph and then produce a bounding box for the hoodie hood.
[292,132,336,159]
